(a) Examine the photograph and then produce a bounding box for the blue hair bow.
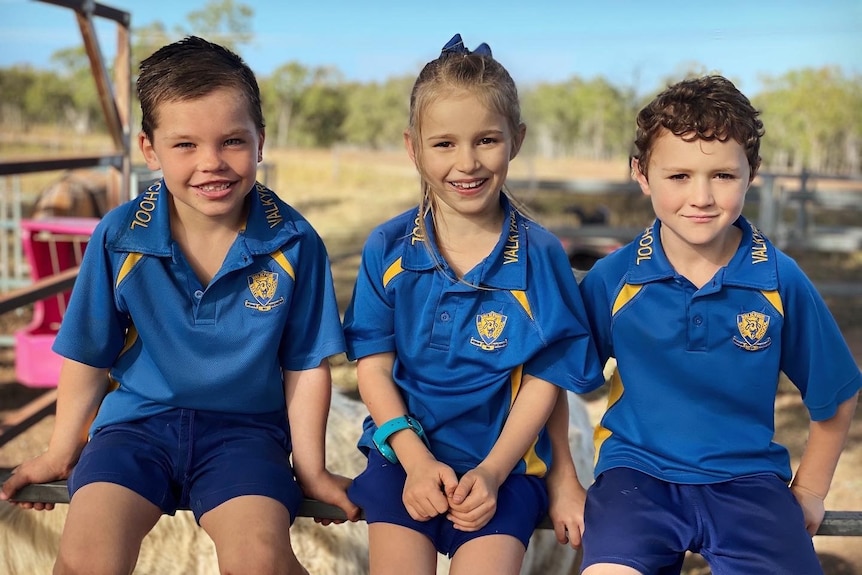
[440,33,492,58]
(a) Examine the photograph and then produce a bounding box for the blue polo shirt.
[53,180,345,434]
[580,216,861,483]
[343,196,604,476]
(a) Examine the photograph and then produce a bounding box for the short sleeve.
[342,229,397,361]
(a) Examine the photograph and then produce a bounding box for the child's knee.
[54,546,138,575]
[215,542,305,575]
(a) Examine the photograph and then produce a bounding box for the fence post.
[758,174,777,241]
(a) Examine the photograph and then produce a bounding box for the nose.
[455,146,479,173]
[199,146,226,171]
[690,177,715,207]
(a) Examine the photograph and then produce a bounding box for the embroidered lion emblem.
[470,311,508,351]
[245,270,284,311]
[733,311,772,351]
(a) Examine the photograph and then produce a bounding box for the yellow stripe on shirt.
[271,250,296,281]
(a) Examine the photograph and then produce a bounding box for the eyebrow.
[161,127,254,140]
[656,165,744,173]
[425,128,506,140]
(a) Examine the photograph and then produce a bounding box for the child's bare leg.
[368,523,437,575]
[201,495,303,575]
[55,482,162,575]
[449,534,525,575]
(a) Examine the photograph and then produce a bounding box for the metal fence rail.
[1,469,859,536]
[509,171,862,253]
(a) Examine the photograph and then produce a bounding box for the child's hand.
[446,466,500,531]
[790,484,826,536]
[299,470,361,524]
[0,453,72,511]
[547,470,586,548]
[401,456,458,522]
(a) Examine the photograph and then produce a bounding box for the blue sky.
[1,0,860,95]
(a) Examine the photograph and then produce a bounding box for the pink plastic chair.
[14,218,99,387]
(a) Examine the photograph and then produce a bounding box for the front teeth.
[451,180,485,189]
[199,183,231,192]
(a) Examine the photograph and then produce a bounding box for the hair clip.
[440,33,492,58]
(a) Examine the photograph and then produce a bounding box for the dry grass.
[0,127,116,160]
[266,148,418,249]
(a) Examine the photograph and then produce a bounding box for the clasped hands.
[401,457,499,531]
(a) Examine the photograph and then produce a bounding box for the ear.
[631,158,652,197]
[138,132,161,171]
[258,129,266,163]
[404,129,418,166]
[749,157,761,184]
[509,123,527,160]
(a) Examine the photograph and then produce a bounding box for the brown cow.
[30,170,110,220]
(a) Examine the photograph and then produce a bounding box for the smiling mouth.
[195,182,233,192]
[449,179,487,191]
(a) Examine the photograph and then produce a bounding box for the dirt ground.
[1,151,860,574]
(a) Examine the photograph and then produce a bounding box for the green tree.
[523,81,581,157]
[523,77,631,160]
[342,76,412,150]
[569,78,630,159]
[49,47,103,133]
[25,70,75,126]
[131,1,253,71]
[756,67,862,174]
[0,67,37,129]
[262,66,347,148]
[131,21,174,72]
[261,62,310,149]
[181,0,254,54]
[293,77,347,147]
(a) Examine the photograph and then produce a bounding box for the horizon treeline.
[1,0,860,175]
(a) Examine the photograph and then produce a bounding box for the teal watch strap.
[372,415,429,464]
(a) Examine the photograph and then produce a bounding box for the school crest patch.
[732,311,772,351]
[470,311,508,351]
[245,270,285,311]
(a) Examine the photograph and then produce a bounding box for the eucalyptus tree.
[342,75,413,150]
[756,67,862,174]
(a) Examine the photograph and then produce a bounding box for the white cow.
[1,390,596,575]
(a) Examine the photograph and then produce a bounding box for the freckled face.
[138,87,263,225]
[635,129,752,256]
[407,90,524,221]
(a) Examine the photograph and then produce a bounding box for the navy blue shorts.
[581,468,823,575]
[68,408,303,524]
[348,449,548,557]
